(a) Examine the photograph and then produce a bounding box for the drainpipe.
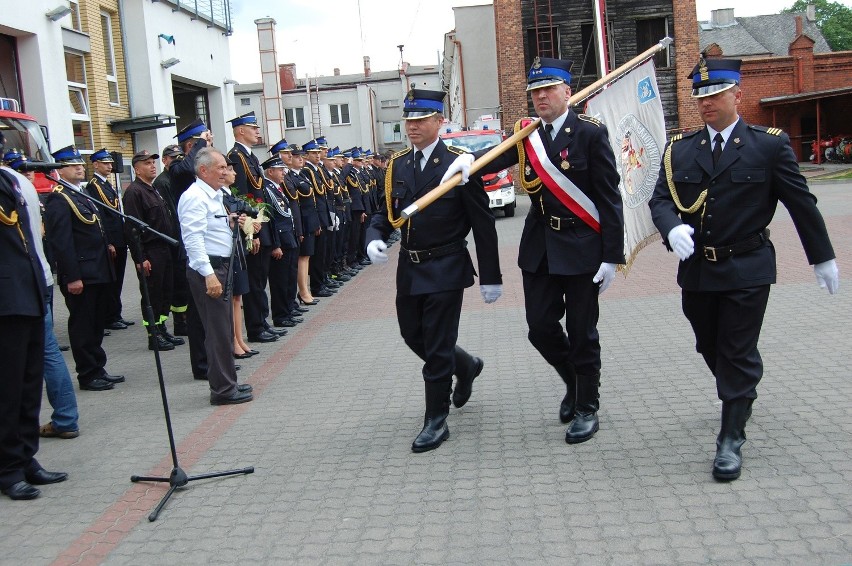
[117,0,135,179]
[453,39,468,129]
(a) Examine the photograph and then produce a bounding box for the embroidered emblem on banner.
[616,114,661,209]
[637,77,658,104]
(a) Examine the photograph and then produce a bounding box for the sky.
[227,0,852,84]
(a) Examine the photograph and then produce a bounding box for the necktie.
[544,124,554,139]
[712,133,723,167]
[414,150,423,175]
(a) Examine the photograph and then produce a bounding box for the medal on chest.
[559,149,570,171]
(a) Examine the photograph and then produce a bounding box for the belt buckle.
[409,250,421,264]
[704,247,718,262]
[549,216,561,231]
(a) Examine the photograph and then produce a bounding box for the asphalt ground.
[2,178,850,566]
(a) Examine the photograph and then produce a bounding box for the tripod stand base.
[131,465,254,521]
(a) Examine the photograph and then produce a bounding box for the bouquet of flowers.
[234,193,270,252]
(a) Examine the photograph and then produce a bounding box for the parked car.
[440,129,516,217]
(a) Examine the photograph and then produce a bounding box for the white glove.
[366,239,388,264]
[667,224,695,261]
[480,284,502,304]
[332,213,340,230]
[814,259,839,294]
[440,153,474,185]
[592,263,616,295]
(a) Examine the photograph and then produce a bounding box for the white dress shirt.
[707,117,741,151]
[413,136,441,170]
[178,178,233,277]
[543,107,572,140]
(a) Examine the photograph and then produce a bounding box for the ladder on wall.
[531,0,557,58]
[308,78,322,139]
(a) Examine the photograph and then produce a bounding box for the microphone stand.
[50,175,253,521]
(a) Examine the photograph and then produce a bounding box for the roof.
[760,86,852,107]
[699,12,832,57]
[234,64,440,94]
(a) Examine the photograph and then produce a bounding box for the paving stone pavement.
[2,182,850,566]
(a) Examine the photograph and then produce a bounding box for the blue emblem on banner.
[637,77,657,104]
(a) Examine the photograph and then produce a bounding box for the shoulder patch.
[447,145,468,156]
[578,114,603,127]
[671,129,700,143]
[750,125,783,136]
[391,147,411,160]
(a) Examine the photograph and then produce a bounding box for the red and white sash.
[523,125,601,233]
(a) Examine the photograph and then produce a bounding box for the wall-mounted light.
[160,57,181,69]
[45,4,72,21]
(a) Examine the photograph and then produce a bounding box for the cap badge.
[698,56,710,81]
[532,56,541,69]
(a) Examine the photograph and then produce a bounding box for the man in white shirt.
[177,147,253,405]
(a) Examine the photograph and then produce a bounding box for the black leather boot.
[148,331,175,351]
[412,381,452,453]
[555,362,577,424]
[712,398,753,481]
[565,373,600,444]
[157,323,185,345]
[452,346,484,408]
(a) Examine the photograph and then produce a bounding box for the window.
[65,51,93,151]
[241,97,251,106]
[380,99,399,109]
[637,17,671,68]
[67,0,82,32]
[101,12,120,105]
[330,103,350,126]
[382,122,403,144]
[285,107,305,129]
[526,26,560,65]
[579,24,600,77]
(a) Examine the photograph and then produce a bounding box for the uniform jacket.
[649,120,835,292]
[122,177,178,263]
[0,170,46,317]
[228,143,264,197]
[281,172,303,239]
[302,162,332,229]
[343,163,365,212]
[477,111,625,276]
[366,140,502,296]
[44,186,114,286]
[291,170,321,234]
[169,139,208,205]
[85,175,125,247]
[262,177,297,249]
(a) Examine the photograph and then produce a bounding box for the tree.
[783,0,852,51]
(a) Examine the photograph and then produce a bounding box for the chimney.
[279,63,297,91]
[710,8,735,27]
[334,68,340,76]
[806,4,816,21]
[363,55,371,78]
[795,15,803,36]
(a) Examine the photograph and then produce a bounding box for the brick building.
[492,0,700,134]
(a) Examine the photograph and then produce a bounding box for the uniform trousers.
[186,265,238,398]
[0,315,44,489]
[269,247,298,321]
[523,270,601,376]
[396,289,464,383]
[309,231,328,291]
[170,246,190,317]
[61,282,110,385]
[681,285,770,401]
[139,245,174,327]
[348,212,366,263]
[106,245,128,323]
[243,246,272,336]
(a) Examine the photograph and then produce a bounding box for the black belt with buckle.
[209,255,231,268]
[401,240,467,263]
[703,230,770,262]
[530,205,578,231]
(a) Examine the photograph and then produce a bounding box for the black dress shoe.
[272,318,297,328]
[234,351,253,359]
[106,321,128,330]
[210,390,254,405]
[313,289,334,297]
[294,306,310,313]
[248,330,279,343]
[264,326,288,336]
[334,274,352,282]
[245,349,259,355]
[148,334,175,351]
[25,468,68,485]
[237,384,253,393]
[103,373,125,384]
[119,319,135,326]
[80,378,114,391]
[2,481,40,500]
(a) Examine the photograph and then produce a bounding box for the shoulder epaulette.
[447,145,467,156]
[391,147,411,160]
[750,125,783,136]
[52,185,64,193]
[670,129,701,144]
[578,114,603,127]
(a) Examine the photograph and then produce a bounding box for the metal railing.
[157,0,232,35]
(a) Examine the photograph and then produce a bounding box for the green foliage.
[783,0,852,51]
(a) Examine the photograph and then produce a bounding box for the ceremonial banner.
[585,60,665,273]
